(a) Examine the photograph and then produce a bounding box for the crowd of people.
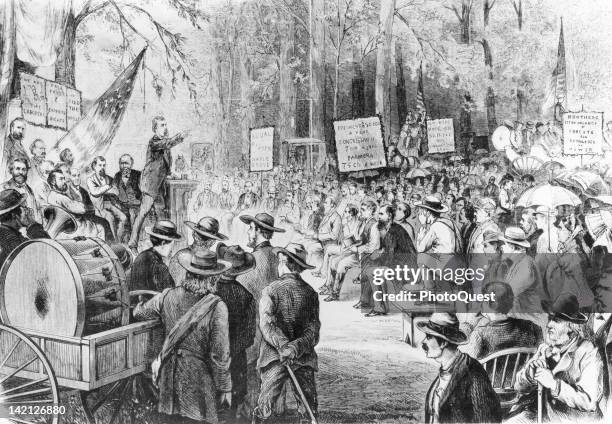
[2,112,612,424]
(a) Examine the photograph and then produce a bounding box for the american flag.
[416,62,427,116]
[542,19,567,115]
[53,48,146,169]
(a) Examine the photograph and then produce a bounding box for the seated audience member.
[113,154,142,226]
[87,156,127,241]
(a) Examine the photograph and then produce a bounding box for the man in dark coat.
[419,313,502,423]
[128,116,187,251]
[113,154,142,227]
[253,243,320,423]
[133,249,232,424]
[461,282,542,359]
[129,220,182,292]
[0,189,50,267]
[360,204,417,316]
[168,216,228,285]
[217,245,257,421]
[1,118,28,179]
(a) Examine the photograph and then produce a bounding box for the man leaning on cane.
[252,243,320,424]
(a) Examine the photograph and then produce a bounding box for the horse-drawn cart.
[0,237,162,424]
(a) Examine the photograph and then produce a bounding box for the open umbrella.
[516,183,582,209]
[406,168,431,179]
[569,171,610,196]
[462,174,485,187]
[449,155,463,162]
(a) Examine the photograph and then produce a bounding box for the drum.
[492,125,511,151]
[0,238,129,337]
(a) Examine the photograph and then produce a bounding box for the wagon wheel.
[0,324,60,424]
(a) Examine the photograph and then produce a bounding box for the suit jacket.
[461,317,543,359]
[424,352,502,423]
[370,222,417,269]
[129,248,175,292]
[86,173,115,215]
[258,272,320,370]
[467,219,499,254]
[2,179,41,223]
[316,210,342,245]
[515,338,605,422]
[237,241,278,302]
[140,134,184,197]
[216,277,256,356]
[113,169,142,206]
[1,135,28,178]
[133,287,231,422]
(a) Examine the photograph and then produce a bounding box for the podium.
[165,179,199,249]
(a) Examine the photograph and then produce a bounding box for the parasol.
[556,171,610,196]
[405,168,431,179]
[449,155,463,162]
[516,183,582,209]
[492,125,512,151]
[511,156,543,177]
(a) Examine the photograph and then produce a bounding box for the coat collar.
[552,337,580,375]
[254,240,271,251]
[434,351,470,410]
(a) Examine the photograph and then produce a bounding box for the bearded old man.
[510,294,607,423]
[133,249,232,424]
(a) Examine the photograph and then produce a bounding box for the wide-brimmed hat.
[239,212,285,232]
[499,226,530,249]
[178,249,231,276]
[474,197,496,212]
[219,245,256,276]
[0,189,26,216]
[483,230,501,245]
[415,195,449,213]
[272,243,315,270]
[417,313,468,345]
[542,293,588,324]
[185,217,227,241]
[145,220,183,241]
[110,244,134,271]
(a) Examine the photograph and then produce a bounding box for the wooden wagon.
[0,237,163,424]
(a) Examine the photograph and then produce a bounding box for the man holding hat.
[129,220,182,292]
[420,312,502,423]
[168,217,228,285]
[512,294,606,422]
[253,243,320,424]
[217,245,257,421]
[133,249,232,424]
[0,189,50,267]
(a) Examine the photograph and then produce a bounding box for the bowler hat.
[417,313,468,345]
[542,293,588,324]
[239,212,285,232]
[272,243,315,270]
[185,217,227,241]
[145,220,182,241]
[219,245,256,276]
[0,189,26,216]
[178,249,232,276]
[415,195,449,214]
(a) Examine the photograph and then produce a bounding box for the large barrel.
[0,238,129,337]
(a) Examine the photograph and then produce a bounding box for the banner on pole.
[563,112,603,155]
[250,127,274,172]
[333,116,386,172]
[427,118,455,154]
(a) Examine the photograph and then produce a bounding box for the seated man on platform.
[2,158,42,224]
[31,160,54,207]
[113,154,141,227]
[46,170,112,241]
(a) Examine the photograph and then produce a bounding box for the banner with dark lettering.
[333,116,387,172]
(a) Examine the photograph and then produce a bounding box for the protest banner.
[333,116,386,172]
[20,72,47,126]
[427,118,455,154]
[46,81,67,129]
[563,111,603,155]
[250,126,274,172]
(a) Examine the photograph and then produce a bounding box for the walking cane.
[537,383,543,424]
[285,363,319,424]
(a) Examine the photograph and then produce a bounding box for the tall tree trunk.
[512,0,523,31]
[480,38,496,146]
[0,0,16,128]
[395,42,407,125]
[310,0,325,142]
[55,11,77,87]
[279,17,296,156]
[239,51,255,167]
[351,43,364,118]
[332,0,341,119]
[375,0,395,145]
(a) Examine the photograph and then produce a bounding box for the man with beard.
[0,189,50,267]
[113,154,141,227]
[168,216,228,285]
[133,249,232,424]
[252,243,320,424]
[218,178,236,210]
[419,313,501,423]
[237,181,261,211]
[512,294,606,422]
[87,156,127,241]
[194,180,219,211]
[2,118,28,178]
[59,148,75,168]
[28,139,47,182]
[467,198,499,254]
[520,208,542,257]
[128,116,187,251]
[2,158,41,223]
[46,170,112,241]
[361,204,417,316]
[217,245,257,422]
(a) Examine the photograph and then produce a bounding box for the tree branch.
[443,4,463,22]
[267,0,309,34]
